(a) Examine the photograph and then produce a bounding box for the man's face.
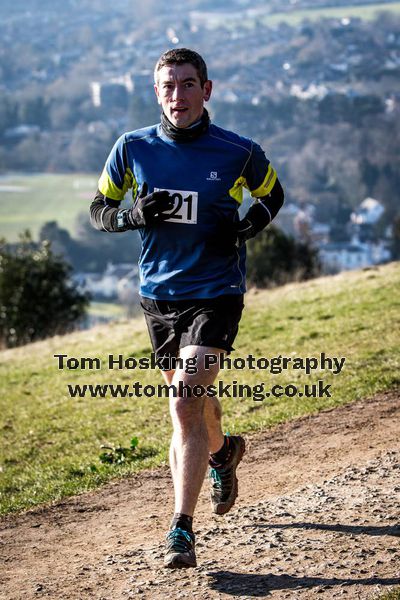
[154,63,212,129]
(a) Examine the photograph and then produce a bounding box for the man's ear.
[203,80,212,102]
[154,84,162,105]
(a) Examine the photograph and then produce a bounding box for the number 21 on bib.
[154,188,198,225]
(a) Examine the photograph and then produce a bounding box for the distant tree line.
[38,219,141,273]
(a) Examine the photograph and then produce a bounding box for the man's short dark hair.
[154,48,208,87]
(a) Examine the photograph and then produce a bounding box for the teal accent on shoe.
[166,528,193,549]
[164,527,196,569]
[209,435,246,515]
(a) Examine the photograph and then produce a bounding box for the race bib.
[155,188,198,224]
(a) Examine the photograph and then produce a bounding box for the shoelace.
[209,465,233,492]
[166,528,193,553]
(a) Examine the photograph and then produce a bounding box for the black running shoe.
[164,527,196,569]
[209,435,246,515]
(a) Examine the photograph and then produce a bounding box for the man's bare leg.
[166,345,224,516]
[163,346,245,567]
[161,358,225,461]
[160,370,179,487]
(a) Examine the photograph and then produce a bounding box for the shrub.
[0,232,88,347]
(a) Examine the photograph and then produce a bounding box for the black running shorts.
[140,295,244,370]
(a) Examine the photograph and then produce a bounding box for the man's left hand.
[207,218,254,256]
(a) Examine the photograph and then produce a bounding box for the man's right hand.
[125,183,174,228]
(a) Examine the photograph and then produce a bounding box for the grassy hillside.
[0,173,98,242]
[0,262,399,515]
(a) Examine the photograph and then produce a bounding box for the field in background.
[1,262,399,515]
[263,1,400,26]
[0,173,99,242]
[89,301,127,319]
[211,2,400,29]
[0,173,250,242]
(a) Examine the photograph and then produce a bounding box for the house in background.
[74,262,139,301]
[274,196,391,274]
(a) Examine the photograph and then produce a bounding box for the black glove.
[236,218,255,246]
[216,204,273,252]
[117,183,174,229]
[207,218,254,257]
[206,180,285,255]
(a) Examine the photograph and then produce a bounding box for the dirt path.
[1,390,399,600]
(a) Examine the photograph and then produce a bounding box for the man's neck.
[160,109,210,143]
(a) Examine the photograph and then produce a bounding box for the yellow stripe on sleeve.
[228,176,249,205]
[98,167,135,201]
[250,164,277,198]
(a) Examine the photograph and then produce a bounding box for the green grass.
[0,173,99,241]
[263,1,400,26]
[0,262,399,515]
[206,2,400,29]
[89,301,127,319]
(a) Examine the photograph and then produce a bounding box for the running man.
[90,48,284,569]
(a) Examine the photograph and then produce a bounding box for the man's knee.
[170,395,205,431]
